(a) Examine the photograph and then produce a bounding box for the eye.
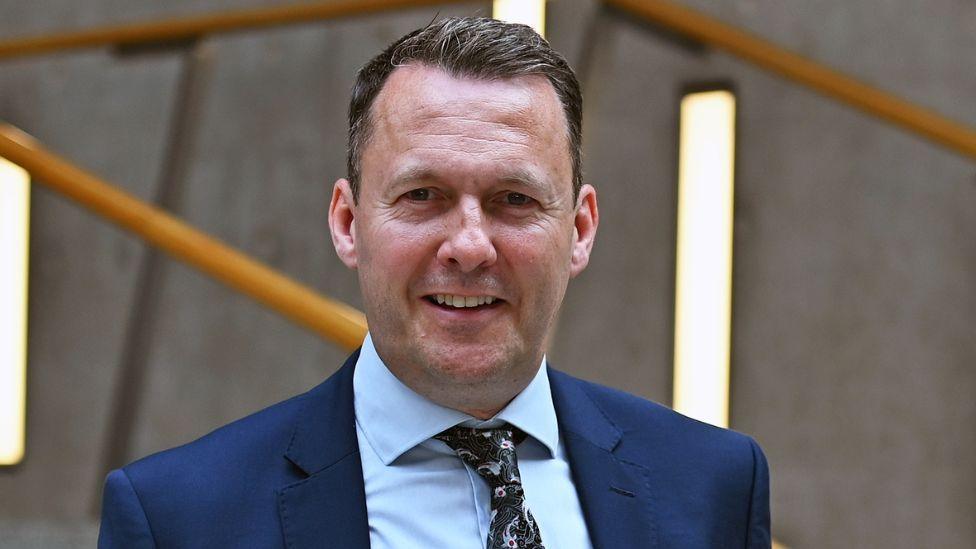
[405,188,431,201]
[504,192,532,206]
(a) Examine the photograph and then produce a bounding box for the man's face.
[330,64,597,415]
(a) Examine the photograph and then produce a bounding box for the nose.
[436,197,498,272]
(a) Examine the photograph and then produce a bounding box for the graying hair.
[346,17,583,201]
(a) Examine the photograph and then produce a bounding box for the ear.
[569,184,598,278]
[329,178,358,269]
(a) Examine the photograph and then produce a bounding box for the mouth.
[424,294,505,311]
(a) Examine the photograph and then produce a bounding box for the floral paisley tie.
[435,424,546,549]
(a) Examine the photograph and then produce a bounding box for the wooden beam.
[0,0,472,59]
[605,0,976,160]
[0,124,367,351]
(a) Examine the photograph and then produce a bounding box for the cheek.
[360,220,438,274]
[497,224,574,283]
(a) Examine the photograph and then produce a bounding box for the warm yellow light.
[672,90,736,428]
[0,156,29,466]
[493,0,546,36]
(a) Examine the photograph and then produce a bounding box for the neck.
[418,377,526,420]
[459,404,507,421]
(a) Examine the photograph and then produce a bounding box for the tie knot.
[434,424,524,486]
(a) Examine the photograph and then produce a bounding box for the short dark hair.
[346,17,583,202]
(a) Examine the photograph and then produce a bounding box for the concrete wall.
[1,1,973,547]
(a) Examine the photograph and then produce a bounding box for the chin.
[421,341,523,384]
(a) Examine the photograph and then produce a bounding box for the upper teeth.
[434,294,496,308]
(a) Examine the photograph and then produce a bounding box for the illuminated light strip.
[493,0,546,36]
[672,90,736,428]
[0,156,29,466]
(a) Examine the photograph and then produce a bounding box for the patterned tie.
[435,425,546,549]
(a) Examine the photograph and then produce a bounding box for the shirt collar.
[353,333,560,465]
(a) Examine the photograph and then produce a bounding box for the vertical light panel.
[493,0,546,36]
[672,90,736,428]
[0,156,29,466]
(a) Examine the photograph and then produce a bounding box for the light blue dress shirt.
[353,333,593,549]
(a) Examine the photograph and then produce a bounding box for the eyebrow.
[389,166,438,190]
[389,165,552,196]
[498,167,551,196]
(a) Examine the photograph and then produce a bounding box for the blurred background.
[0,0,974,547]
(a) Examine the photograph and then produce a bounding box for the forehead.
[362,64,571,187]
[372,63,561,123]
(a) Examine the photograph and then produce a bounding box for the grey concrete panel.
[550,8,732,405]
[673,0,976,128]
[1,0,369,37]
[726,62,976,547]
[544,0,600,71]
[550,14,682,404]
[0,519,97,549]
[0,51,180,519]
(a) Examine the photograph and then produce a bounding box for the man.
[99,17,770,548]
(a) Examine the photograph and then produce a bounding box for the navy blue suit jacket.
[99,351,770,548]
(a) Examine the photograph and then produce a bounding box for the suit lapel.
[549,369,660,549]
[277,351,370,549]
[272,354,660,548]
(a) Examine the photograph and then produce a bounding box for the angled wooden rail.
[0,0,470,59]
[0,124,367,351]
[605,0,976,160]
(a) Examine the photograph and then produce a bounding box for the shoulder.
[128,389,308,472]
[549,370,770,545]
[120,351,359,493]
[99,355,360,546]
[550,369,765,477]
[120,388,311,507]
[100,390,317,547]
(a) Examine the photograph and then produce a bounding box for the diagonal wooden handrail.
[605,0,976,160]
[0,0,471,59]
[0,124,367,351]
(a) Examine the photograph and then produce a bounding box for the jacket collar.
[283,350,361,475]
[548,368,660,549]
[277,350,370,549]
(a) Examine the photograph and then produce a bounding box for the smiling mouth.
[425,294,503,310]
